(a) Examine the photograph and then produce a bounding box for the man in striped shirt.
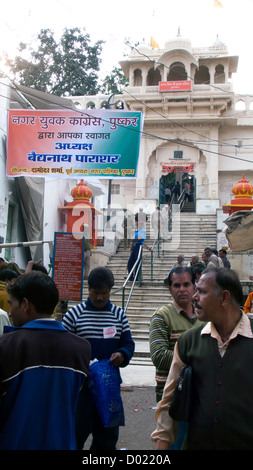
[149,266,203,403]
[62,267,135,450]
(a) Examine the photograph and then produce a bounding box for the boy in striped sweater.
[62,267,135,450]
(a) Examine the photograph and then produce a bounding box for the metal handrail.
[178,189,186,211]
[167,190,185,232]
[0,240,53,249]
[151,232,160,281]
[178,188,185,202]
[124,257,142,312]
[111,244,143,312]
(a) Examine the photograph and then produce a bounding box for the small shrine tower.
[58,179,101,247]
[222,175,253,215]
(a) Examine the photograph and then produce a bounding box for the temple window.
[111,184,120,194]
[235,100,246,110]
[133,69,142,86]
[194,65,210,84]
[167,62,187,81]
[115,100,124,109]
[86,101,95,109]
[147,67,161,86]
[214,64,225,83]
[74,101,82,109]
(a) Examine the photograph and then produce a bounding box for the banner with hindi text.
[7,109,143,179]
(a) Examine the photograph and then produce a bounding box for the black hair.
[202,267,243,306]
[165,266,194,287]
[88,267,114,289]
[0,269,18,282]
[191,264,206,282]
[8,272,59,315]
[32,264,48,274]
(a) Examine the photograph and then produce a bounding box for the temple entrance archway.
[159,170,196,211]
[145,142,204,212]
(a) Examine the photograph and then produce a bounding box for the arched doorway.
[167,62,187,81]
[159,170,196,212]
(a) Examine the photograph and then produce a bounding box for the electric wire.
[1,75,253,165]
[0,54,251,146]
[124,42,253,143]
[123,86,234,148]
[2,81,252,191]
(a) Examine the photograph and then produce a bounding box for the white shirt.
[0,308,11,335]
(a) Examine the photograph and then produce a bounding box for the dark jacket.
[0,320,91,450]
[178,321,253,450]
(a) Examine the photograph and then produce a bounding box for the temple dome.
[71,179,93,201]
[164,30,192,54]
[232,174,253,199]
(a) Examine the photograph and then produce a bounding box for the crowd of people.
[162,179,194,206]
[0,241,253,451]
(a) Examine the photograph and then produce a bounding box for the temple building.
[71,33,253,217]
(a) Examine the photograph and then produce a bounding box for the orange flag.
[214,0,223,7]
[151,36,159,48]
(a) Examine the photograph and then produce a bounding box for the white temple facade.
[72,34,253,216]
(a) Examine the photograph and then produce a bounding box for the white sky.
[1,0,253,94]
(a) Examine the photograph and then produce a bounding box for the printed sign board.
[52,232,84,301]
[7,109,143,179]
[159,81,191,92]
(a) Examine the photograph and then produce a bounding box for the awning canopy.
[10,83,74,110]
[224,210,253,252]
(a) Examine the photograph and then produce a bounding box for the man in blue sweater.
[0,272,91,450]
[63,266,135,450]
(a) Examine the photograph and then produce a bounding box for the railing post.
[138,251,142,287]
[122,286,125,310]
[151,249,154,281]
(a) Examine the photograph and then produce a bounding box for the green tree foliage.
[7,28,104,96]
[100,66,129,95]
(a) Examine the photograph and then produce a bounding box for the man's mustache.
[193,300,202,309]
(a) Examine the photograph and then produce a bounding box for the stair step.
[128,319,151,325]
[133,350,151,357]
[127,315,155,321]
[130,357,153,366]
[132,334,150,341]
[132,328,149,335]
[112,300,169,306]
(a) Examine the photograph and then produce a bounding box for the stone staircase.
[181,200,195,213]
[104,212,217,366]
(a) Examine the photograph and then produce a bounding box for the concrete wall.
[0,79,10,245]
